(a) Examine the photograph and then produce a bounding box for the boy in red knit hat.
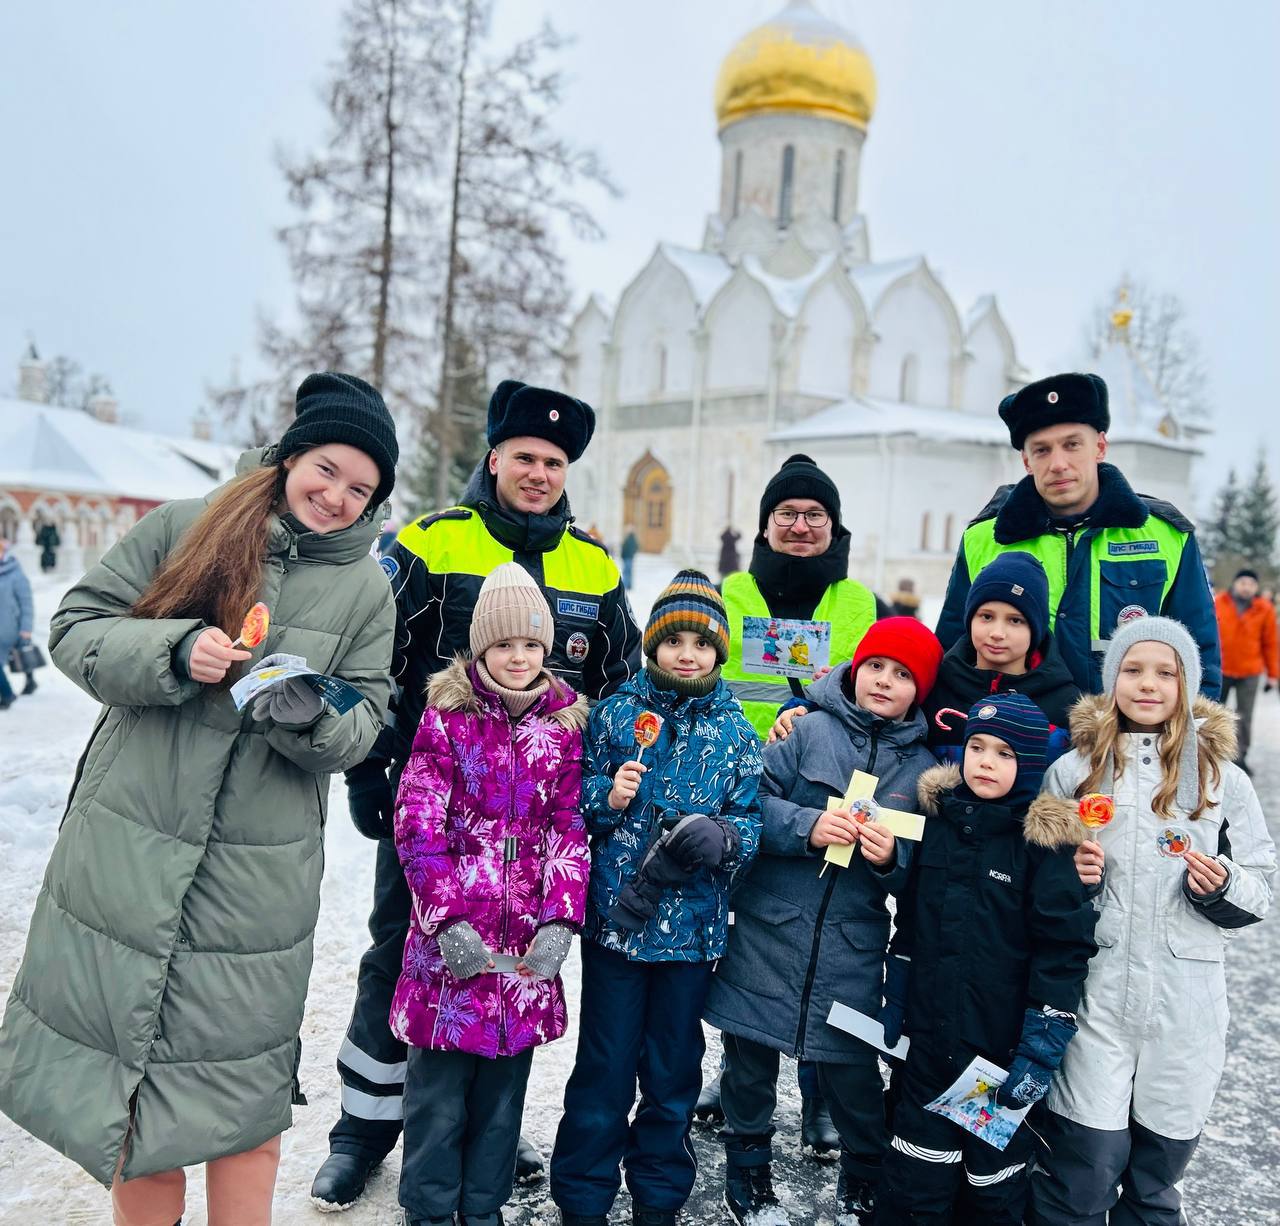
[706,617,944,1226]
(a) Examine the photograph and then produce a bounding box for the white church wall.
[794,278,858,396]
[868,281,953,406]
[614,262,697,402]
[1104,443,1198,518]
[962,315,1011,414]
[706,278,774,391]
[566,308,609,409]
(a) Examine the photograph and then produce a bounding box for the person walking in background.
[0,373,399,1226]
[0,537,34,710]
[1214,567,1278,773]
[620,528,640,588]
[888,577,921,619]
[718,526,742,582]
[36,520,60,573]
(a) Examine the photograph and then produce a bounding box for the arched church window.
[920,511,931,552]
[833,149,845,220]
[899,353,919,402]
[655,343,668,393]
[732,151,743,219]
[944,513,955,552]
[779,145,795,229]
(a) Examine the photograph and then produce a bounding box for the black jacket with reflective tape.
[891,765,1097,1064]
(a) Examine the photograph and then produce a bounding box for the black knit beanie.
[758,454,841,533]
[278,372,399,507]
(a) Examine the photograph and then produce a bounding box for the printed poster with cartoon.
[741,616,831,680]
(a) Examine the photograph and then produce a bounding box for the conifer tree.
[1235,455,1279,578]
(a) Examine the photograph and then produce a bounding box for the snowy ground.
[2,557,1278,1225]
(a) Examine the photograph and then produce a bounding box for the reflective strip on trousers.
[341,1083,404,1121]
[338,1035,407,1085]
[725,680,792,704]
[890,1136,963,1163]
[966,1162,1026,1185]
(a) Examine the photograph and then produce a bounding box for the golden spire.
[1110,285,1134,338]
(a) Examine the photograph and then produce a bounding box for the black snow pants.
[875,1040,1035,1225]
[1027,1110,1200,1225]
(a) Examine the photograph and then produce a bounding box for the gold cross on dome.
[821,769,926,874]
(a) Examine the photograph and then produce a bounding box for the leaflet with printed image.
[923,1055,1032,1152]
[741,616,831,679]
[230,654,365,715]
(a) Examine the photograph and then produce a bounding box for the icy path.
[2,563,1277,1224]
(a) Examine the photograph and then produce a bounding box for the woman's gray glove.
[519,922,574,980]
[249,655,326,727]
[436,921,494,980]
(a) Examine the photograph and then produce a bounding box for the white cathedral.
[563,1,1201,596]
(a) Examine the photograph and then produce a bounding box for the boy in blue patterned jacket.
[550,570,763,1226]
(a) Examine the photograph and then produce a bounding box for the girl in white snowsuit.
[1028,617,1275,1226]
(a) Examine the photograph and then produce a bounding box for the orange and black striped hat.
[643,569,730,663]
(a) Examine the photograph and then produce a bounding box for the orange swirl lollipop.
[233,602,271,649]
[1078,793,1115,830]
[633,711,664,763]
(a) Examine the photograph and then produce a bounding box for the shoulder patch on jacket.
[1139,494,1195,535]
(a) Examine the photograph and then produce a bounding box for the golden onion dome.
[714,1,877,132]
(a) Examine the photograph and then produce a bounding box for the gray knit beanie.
[470,563,555,658]
[1102,616,1202,810]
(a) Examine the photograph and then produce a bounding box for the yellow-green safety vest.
[721,571,877,740]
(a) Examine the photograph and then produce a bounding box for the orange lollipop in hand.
[233,602,271,649]
[633,711,664,764]
[1078,793,1115,830]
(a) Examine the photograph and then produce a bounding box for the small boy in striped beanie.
[550,570,763,1225]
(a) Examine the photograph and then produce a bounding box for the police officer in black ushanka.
[312,380,641,1210]
[874,693,1098,1225]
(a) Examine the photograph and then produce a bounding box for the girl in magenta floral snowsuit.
[391,563,590,1226]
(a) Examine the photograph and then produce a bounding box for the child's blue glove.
[995,1006,1077,1108]
[877,953,911,1047]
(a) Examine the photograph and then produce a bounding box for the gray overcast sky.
[2,1,1276,508]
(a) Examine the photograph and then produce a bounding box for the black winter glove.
[664,814,738,871]
[995,1006,1078,1108]
[609,838,696,932]
[876,953,911,1048]
[346,760,394,840]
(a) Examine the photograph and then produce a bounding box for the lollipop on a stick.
[1078,793,1115,831]
[633,711,664,764]
[232,602,271,650]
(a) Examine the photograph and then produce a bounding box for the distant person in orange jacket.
[1214,567,1279,772]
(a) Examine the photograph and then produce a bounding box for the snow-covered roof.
[769,396,1010,446]
[0,397,240,502]
[742,251,837,317]
[658,243,734,313]
[964,294,998,333]
[848,256,925,314]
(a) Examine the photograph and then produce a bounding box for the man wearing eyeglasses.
[705,454,881,1159]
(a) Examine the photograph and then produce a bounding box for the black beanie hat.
[759,453,841,533]
[487,379,595,463]
[998,372,1110,450]
[1234,568,1260,583]
[278,372,399,507]
[963,551,1051,651]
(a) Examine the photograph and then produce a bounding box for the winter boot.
[21,676,36,696]
[515,1134,544,1183]
[458,1214,501,1226]
[834,1168,875,1226]
[0,694,12,710]
[310,1151,381,1211]
[800,1093,839,1162]
[724,1139,790,1226]
[558,1213,608,1226]
[694,1071,725,1125]
[633,1206,677,1226]
[405,1217,456,1226]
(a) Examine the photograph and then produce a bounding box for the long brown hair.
[132,464,279,634]
[1076,654,1220,820]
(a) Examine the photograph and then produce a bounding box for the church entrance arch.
[623,451,672,554]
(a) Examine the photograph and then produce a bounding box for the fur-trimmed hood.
[1066,692,1237,768]
[426,655,589,730]
[916,762,1084,850]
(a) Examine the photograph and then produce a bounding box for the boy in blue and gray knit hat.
[875,692,1098,1225]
